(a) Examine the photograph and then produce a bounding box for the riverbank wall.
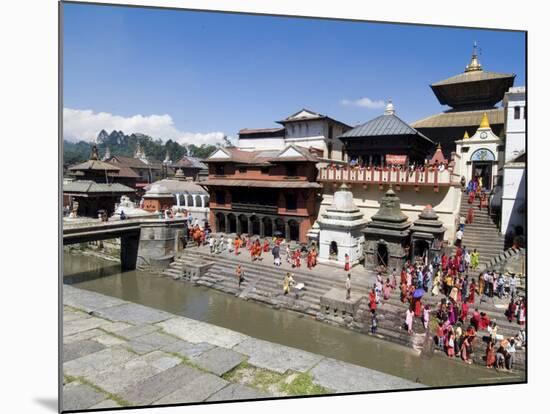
[62,285,423,411]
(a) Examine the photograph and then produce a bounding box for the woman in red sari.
[467,207,475,224]
[414,296,422,317]
[344,253,350,271]
[311,248,317,267]
[307,250,314,270]
[479,193,488,210]
[468,278,476,304]
[369,289,377,311]
[263,239,270,253]
[441,253,448,271]
[468,190,475,204]
[293,250,301,268]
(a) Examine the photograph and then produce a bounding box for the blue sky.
[62,2,526,144]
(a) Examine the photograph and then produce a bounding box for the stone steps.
[167,248,525,371]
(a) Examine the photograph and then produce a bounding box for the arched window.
[514,106,520,119]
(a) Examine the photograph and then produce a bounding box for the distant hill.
[63,129,221,167]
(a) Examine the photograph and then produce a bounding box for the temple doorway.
[250,215,260,236]
[329,241,338,259]
[238,215,249,235]
[227,214,237,233]
[274,218,285,237]
[288,220,300,241]
[215,213,226,233]
[262,217,273,237]
[472,161,493,190]
[376,243,388,267]
[413,239,430,264]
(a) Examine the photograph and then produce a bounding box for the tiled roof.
[239,127,285,135]
[107,155,162,170]
[200,179,321,189]
[412,108,504,129]
[68,160,120,172]
[143,178,208,194]
[340,113,433,144]
[206,145,319,164]
[432,70,515,87]
[63,180,135,194]
[173,156,208,170]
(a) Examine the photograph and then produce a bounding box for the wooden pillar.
[247,216,252,235]
[224,214,230,233]
[259,219,265,237]
[285,220,290,241]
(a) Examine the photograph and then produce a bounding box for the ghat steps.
[455,192,506,270]
[163,247,525,371]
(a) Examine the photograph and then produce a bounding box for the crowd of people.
[328,159,449,173]
[390,251,526,370]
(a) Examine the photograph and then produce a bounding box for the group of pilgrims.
[199,218,525,370]
[380,247,527,369]
[208,233,321,269]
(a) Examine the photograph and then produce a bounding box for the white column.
[176,193,181,207]
[200,195,206,208]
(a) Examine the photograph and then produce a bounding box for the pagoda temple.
[412,43,515,156]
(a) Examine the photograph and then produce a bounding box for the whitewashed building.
[500,86,526,235]
[317,184,368,266]
[237,108,351,161]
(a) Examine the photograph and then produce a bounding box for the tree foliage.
[63,130,219,166]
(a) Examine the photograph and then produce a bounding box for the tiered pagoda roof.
[363,188,411,239]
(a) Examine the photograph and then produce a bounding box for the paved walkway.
[62,285,422,411]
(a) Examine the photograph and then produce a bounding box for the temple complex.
[316,102,461,242]
[412,44,516,157]
[64,146,135,217]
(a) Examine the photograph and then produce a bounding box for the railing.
[231,202,278,214]
[317,167,458,187]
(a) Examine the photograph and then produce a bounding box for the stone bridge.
[63,218,188,271]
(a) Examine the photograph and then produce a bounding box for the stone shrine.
[409,204,446,263]
[363,187,411,271]
[317,184,368,266]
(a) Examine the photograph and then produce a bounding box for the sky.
[62,2,526,145]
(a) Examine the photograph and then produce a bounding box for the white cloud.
[340,97,386,109]
[63,108,227,146]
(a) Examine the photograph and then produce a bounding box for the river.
[64,251,523,387]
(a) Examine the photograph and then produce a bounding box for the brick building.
[201,145,322,242]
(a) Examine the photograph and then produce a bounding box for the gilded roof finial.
[90,145,99,161]
[465,41,482,72]
[479,112,490,129]
[437,142,442,150]
[384,99,395,115]
[463,130,470,140]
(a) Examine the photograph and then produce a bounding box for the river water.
[64,252,523,387]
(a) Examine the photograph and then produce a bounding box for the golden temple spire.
[479,112,490,129]
[465,41,482,72]
[463,130,470,140]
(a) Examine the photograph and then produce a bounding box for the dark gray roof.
[340,114,434,144]
[63,180,135,194]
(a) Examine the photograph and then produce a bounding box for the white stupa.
[317,184,368,266]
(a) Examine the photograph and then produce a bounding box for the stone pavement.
[62,285,422,411]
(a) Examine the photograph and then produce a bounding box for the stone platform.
[320,287,365,317]
[62,285,423,411]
